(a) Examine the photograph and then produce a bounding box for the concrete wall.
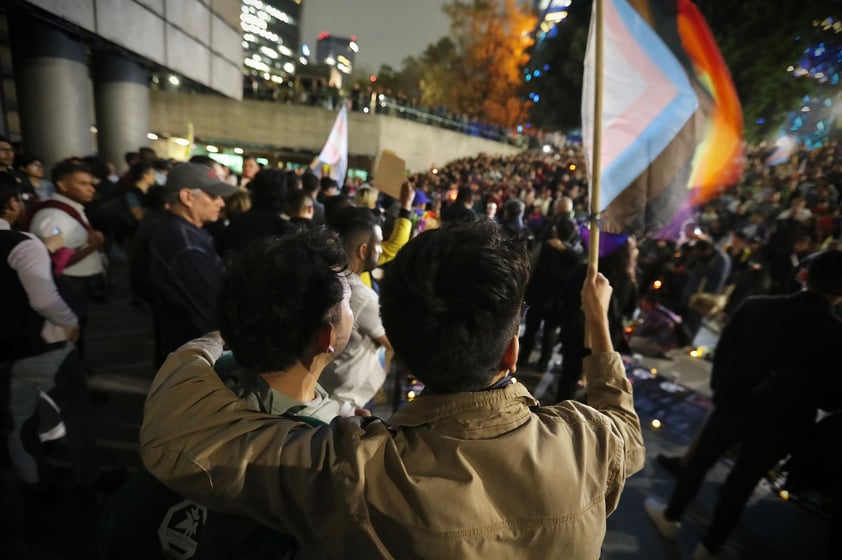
[23,0,242,99]
[149,90,521,170]
[377,117,521,172]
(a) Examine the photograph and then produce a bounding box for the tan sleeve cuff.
[583,351,625,382]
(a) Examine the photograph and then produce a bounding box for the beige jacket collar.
[389,382,539,438]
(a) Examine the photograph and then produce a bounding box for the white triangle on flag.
[582,0,699,211]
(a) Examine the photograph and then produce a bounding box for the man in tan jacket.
[141,220,645,559]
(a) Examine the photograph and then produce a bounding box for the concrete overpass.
[148,90,523,173]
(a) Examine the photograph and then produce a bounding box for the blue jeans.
[7,343,97,485]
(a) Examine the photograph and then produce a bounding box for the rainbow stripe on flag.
[582,0,743,238]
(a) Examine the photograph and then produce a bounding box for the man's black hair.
[218,228,348,372]
[284,170,301,191]
[380,221,529,392]
[80,155,109,182]
[249,168,287,211]
[693,239,715,254]
[0,173,21,212]
[153,158,173,172]
[129,162,154,183]
[124,151,140,165]
[455,186,473,204]
[301,172,319,194]
[139,147,157,163]
[14,153,41,170]
[329,205,379,253]
[286,188,312,217]
[553,214,579,245]
[807,249,842,298]
[323,194,353,227]
[52,160,91,184]
[320,176,338,191]
[502,199,525,220]
[189,155,217,168]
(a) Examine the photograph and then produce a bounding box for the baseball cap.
[413,189,429,206]
[164,162,238,197]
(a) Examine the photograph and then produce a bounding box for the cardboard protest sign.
[372,149,406,199]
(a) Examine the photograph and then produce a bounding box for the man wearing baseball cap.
[147,162,239,366]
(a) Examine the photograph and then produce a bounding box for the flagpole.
[584,0,605,351]
[589,0,604,269]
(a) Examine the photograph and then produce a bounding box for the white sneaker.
[37,391,66,442]
[643,496,680,539]
[692,543,722,559]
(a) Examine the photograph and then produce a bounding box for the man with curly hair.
[141,221,644,558]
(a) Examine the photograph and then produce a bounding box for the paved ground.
[516,338,831,560]
[0,257,831,559]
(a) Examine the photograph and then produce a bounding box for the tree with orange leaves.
[421,0,537,129]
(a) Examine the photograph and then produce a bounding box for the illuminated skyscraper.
[315,32,358,76]
[240,0,303,82]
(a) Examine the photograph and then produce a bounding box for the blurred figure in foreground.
[645,250,842,559]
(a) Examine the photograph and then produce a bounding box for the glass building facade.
[241,0,302,82]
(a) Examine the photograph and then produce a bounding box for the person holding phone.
[0,175,99,492]
[27,160,107,358]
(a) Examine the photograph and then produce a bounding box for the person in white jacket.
[0,176,97,491]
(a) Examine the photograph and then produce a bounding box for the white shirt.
[319,273,387,408]
[29,193,104,277]
[2,218,77,343]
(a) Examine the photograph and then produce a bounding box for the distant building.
[315,32,358,76]
[241,0,302,82]
[534,0,572,40]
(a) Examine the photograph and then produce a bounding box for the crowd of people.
[2,129,842,558]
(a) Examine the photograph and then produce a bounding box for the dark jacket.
[711,291,842,421]
[149,213,224,364]
[129,208,166,304]
[525,237,583,315]
[221,207,292,257]
[0,230,47,361]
